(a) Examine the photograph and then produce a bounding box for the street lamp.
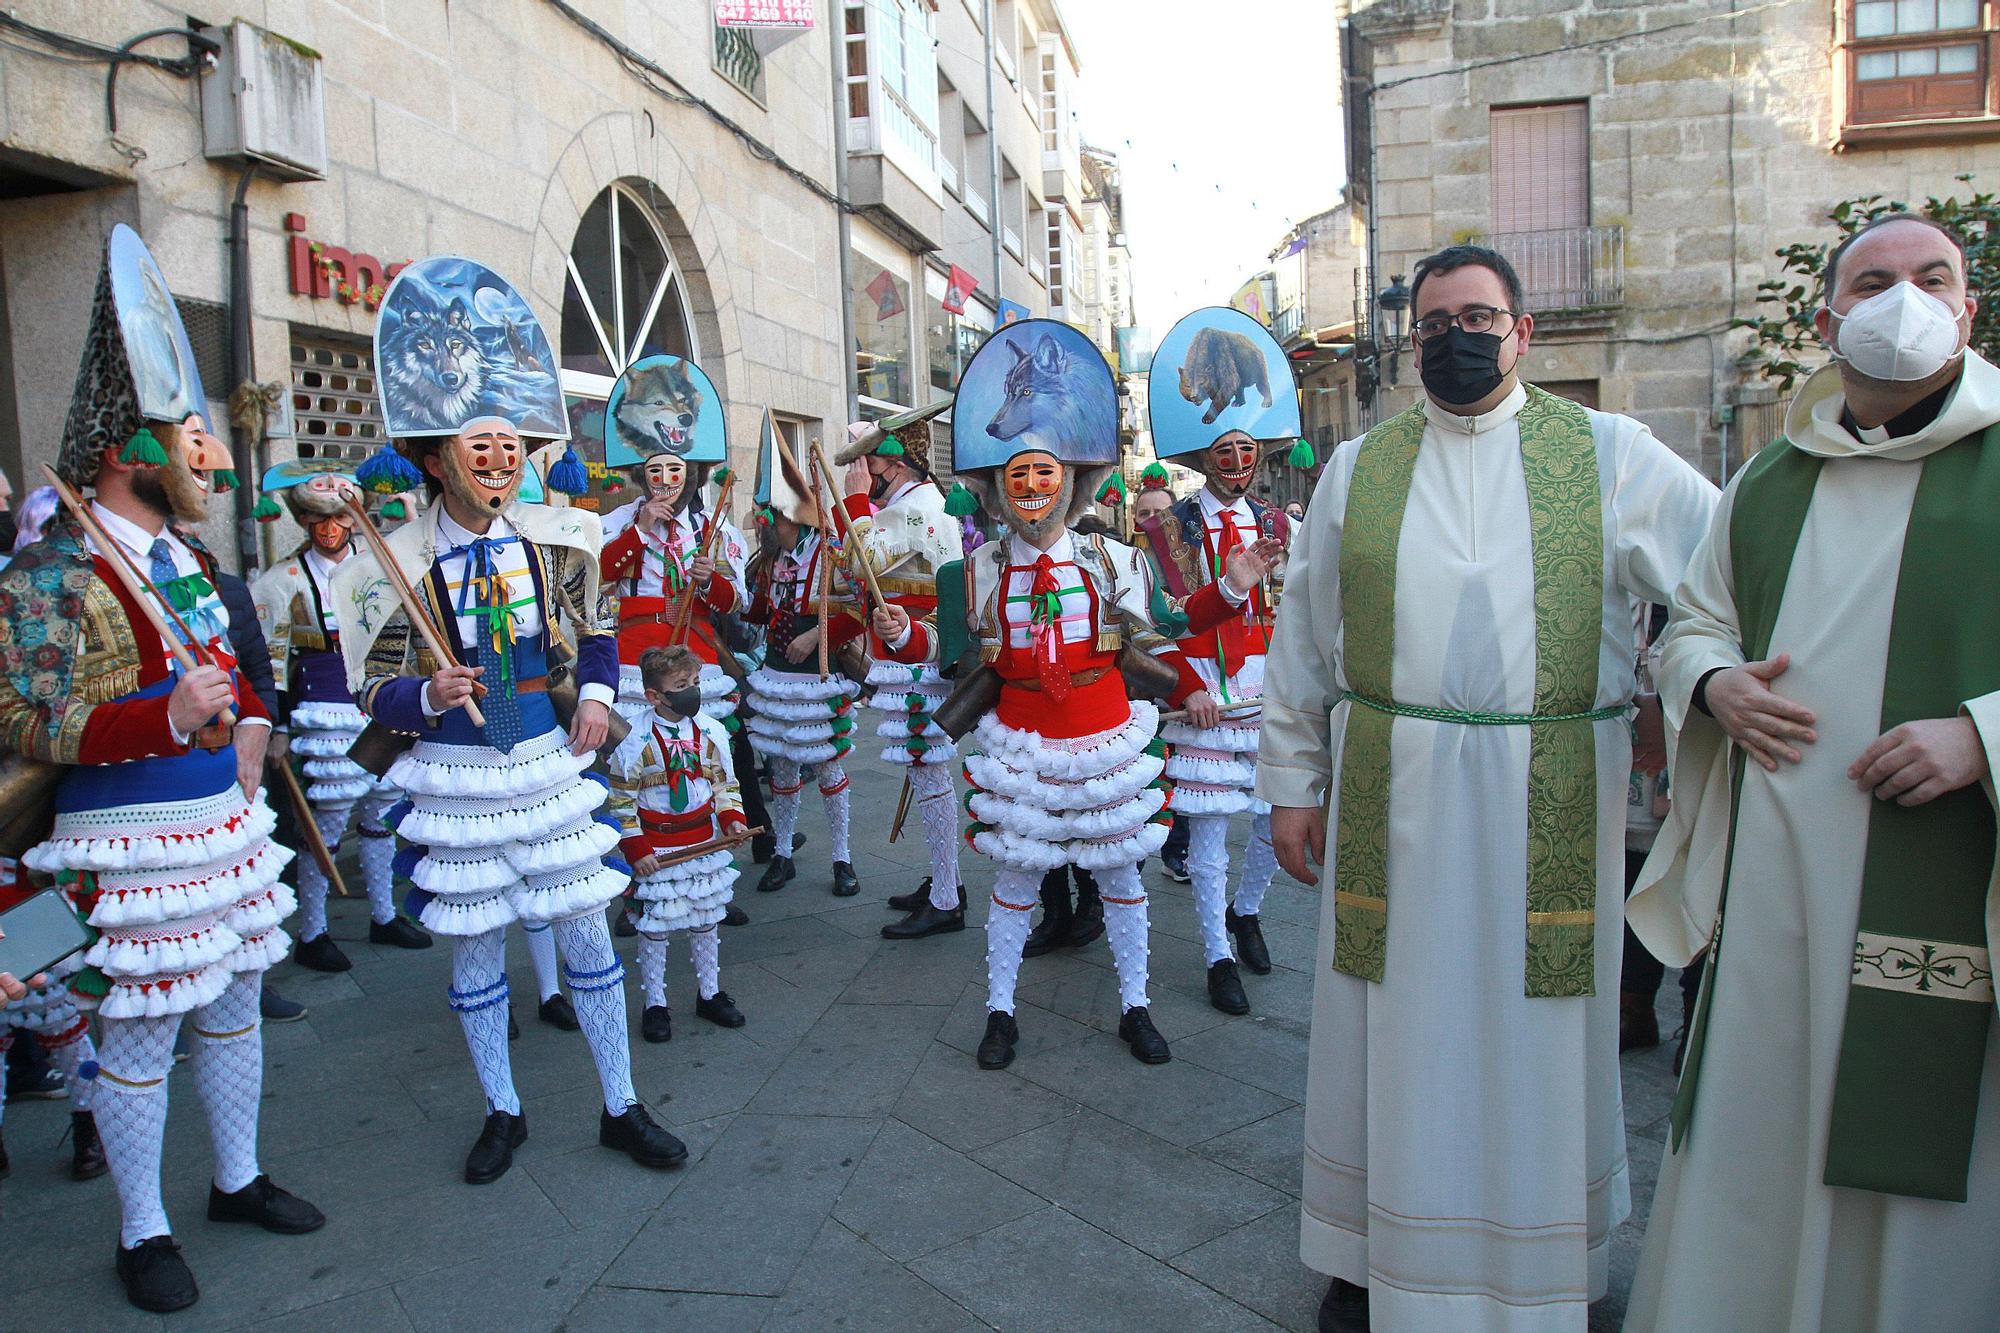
[1376,273,1412,387]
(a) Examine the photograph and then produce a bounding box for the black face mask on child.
[1418,328,1509,407]
[660,685,702,718]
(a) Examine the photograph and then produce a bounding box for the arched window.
[560,184,699,464]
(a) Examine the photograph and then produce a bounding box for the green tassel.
[714,466,734,486]
[210,468,239,493]
[380,498,408,521]
[1140,461,1170,487]
[1096,475,1125,505]
[119,428,168,467]
[1288,438,1316,469]
[832,737,853,757]
[943,482,978,517]
[830,715,854,736]
[754,504,776,526]
[252,495,283,522]
[1145,737,1167,759]
[723,713,742,734]
[877,435,905,457]
[907,738,930,756]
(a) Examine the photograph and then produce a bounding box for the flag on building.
[942,264,978,315]
[866,268,904,320]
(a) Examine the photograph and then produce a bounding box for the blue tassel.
[383,798,414,830]
[580,769,612,791]
[402,887,436,920]
[602,856,633,878]
[547,445,588,496]
[392,846,421,881]
[357,444,422,494]
[594,812,624,833]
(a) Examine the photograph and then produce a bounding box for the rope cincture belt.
[1341,691,1630,728]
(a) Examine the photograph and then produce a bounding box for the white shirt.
[87,501,270,734]
[1000,532,1095,649]
[302,546,345,632]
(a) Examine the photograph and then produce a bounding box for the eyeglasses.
[1411,306,1518,342]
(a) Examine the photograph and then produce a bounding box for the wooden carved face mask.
[1203,432,1259,499]
[999,451,1069,544]
[437,417,523,513]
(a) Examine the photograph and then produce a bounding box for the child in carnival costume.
[334,255,684,1185]
[596,354,748,728]
[0,225,322,1312]
[1138,307,1298,1015]
[251,465,433,970]
[835,400,974,942]
[0,866,108,1183]
[874,320,1280,1070]
[742,419,866,897]
[607,644,749,1043]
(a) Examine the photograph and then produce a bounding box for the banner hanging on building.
[997,297,1031,328]
[942,264,978,315]
[715,1,815,27]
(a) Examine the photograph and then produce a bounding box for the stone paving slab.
[0,755,1688,1328]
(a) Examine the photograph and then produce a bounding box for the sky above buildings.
[1065,0,1347,335]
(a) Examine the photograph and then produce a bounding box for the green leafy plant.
[1737,175,1997,391]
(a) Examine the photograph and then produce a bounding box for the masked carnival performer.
[833,401,971,940]
[879,321,1279,1070]
[608,644,749,1042]
[252,466,432,970]
[0,226,322,1312]
[743,420,865,897]
[0,881,107,1183]
[1138,308,1297,1015]
[337,256,685,1185]
[597,354,748,727]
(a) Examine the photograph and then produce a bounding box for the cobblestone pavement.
[0,758,1687,1329]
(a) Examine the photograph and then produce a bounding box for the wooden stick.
[887,773,913,844]
[669,470,736,647]
[343,495,487,728]
[808,453,832,679]
[43,466,236,726]
[809,441,886,610]
[275,760,347,897]
[649,824,764,872]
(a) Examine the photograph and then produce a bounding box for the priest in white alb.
[1626,215,2000,1330]
[1257,245,1718,1331]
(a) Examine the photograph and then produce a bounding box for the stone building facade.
[1342,0,2000,474]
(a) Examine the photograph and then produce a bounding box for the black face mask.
[659,685,703,718]
[1418,328,1509,407]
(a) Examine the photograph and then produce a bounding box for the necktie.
[1028,554,1070,703]
[454,539,524,752]
[147,537,176,587]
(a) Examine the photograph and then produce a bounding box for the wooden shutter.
[1490,103,1589,234]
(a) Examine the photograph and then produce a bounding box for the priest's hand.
[1271,803,1326,887]
[568,698,611,757]
[234,723,269,802]
[1849,717,1990,806]
[1222,536,1284,596]
[1183,690,1222,730]
[1706,654,1816,772]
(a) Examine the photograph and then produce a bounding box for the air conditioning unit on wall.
[199,20,327,182]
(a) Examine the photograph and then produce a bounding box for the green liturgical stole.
[1335,386,1611,999]
[1673,426,1999,1201]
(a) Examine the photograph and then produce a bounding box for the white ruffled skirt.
[289,699,399,806]
[387,727,625,937]
[1161,657,1268,817]
[744,666,858,767]
[962,701,1171,873]
[27,786,296,1019]
[631,845,736,934]
[863,659,957,767]
[616,660,738,725]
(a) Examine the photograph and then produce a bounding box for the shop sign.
[715,1,815,27]
[285,211,410,311]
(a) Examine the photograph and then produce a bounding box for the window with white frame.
[1045,209,1065,310]
[846,0,941,177]
[1847,0,1993,129]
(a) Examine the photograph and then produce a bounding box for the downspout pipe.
[831,15,858,423]
[984,0,1003,313]
[227,161,258,572]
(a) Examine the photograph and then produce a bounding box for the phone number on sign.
[715,0,815,26]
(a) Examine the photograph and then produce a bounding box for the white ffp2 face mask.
[1828,281,1966,382]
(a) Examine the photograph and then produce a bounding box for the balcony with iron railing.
[1274,302,1303,343]
[1471,224,1625,313]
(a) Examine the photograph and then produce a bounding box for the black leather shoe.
[831,861,860,897]
[292,933,351,973]
[722,902,749,927]
[696,991,746,1028]
[1065,890,1105,949]
[880,896,965,940]
[507,1007,519,1040]
[976,1011,1019,1070]
[1227,907,1271,974]
[758,856,796,893]
[641,1004,673,1043]
[71,1110,108,1180]
[1318,1276,1370,1333]
[207,1174,326,1233]
[1118,1006,1172,1064]
[751,832,775,864]
[1207,959,1251,1015]
[887,877,931,912]
[539,993,580,1031]
[116,1235,199,1313]
[613,911,638,938]
[464,1110,527,1184]
[600,1102,688,1168]
[369,916,433,949]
